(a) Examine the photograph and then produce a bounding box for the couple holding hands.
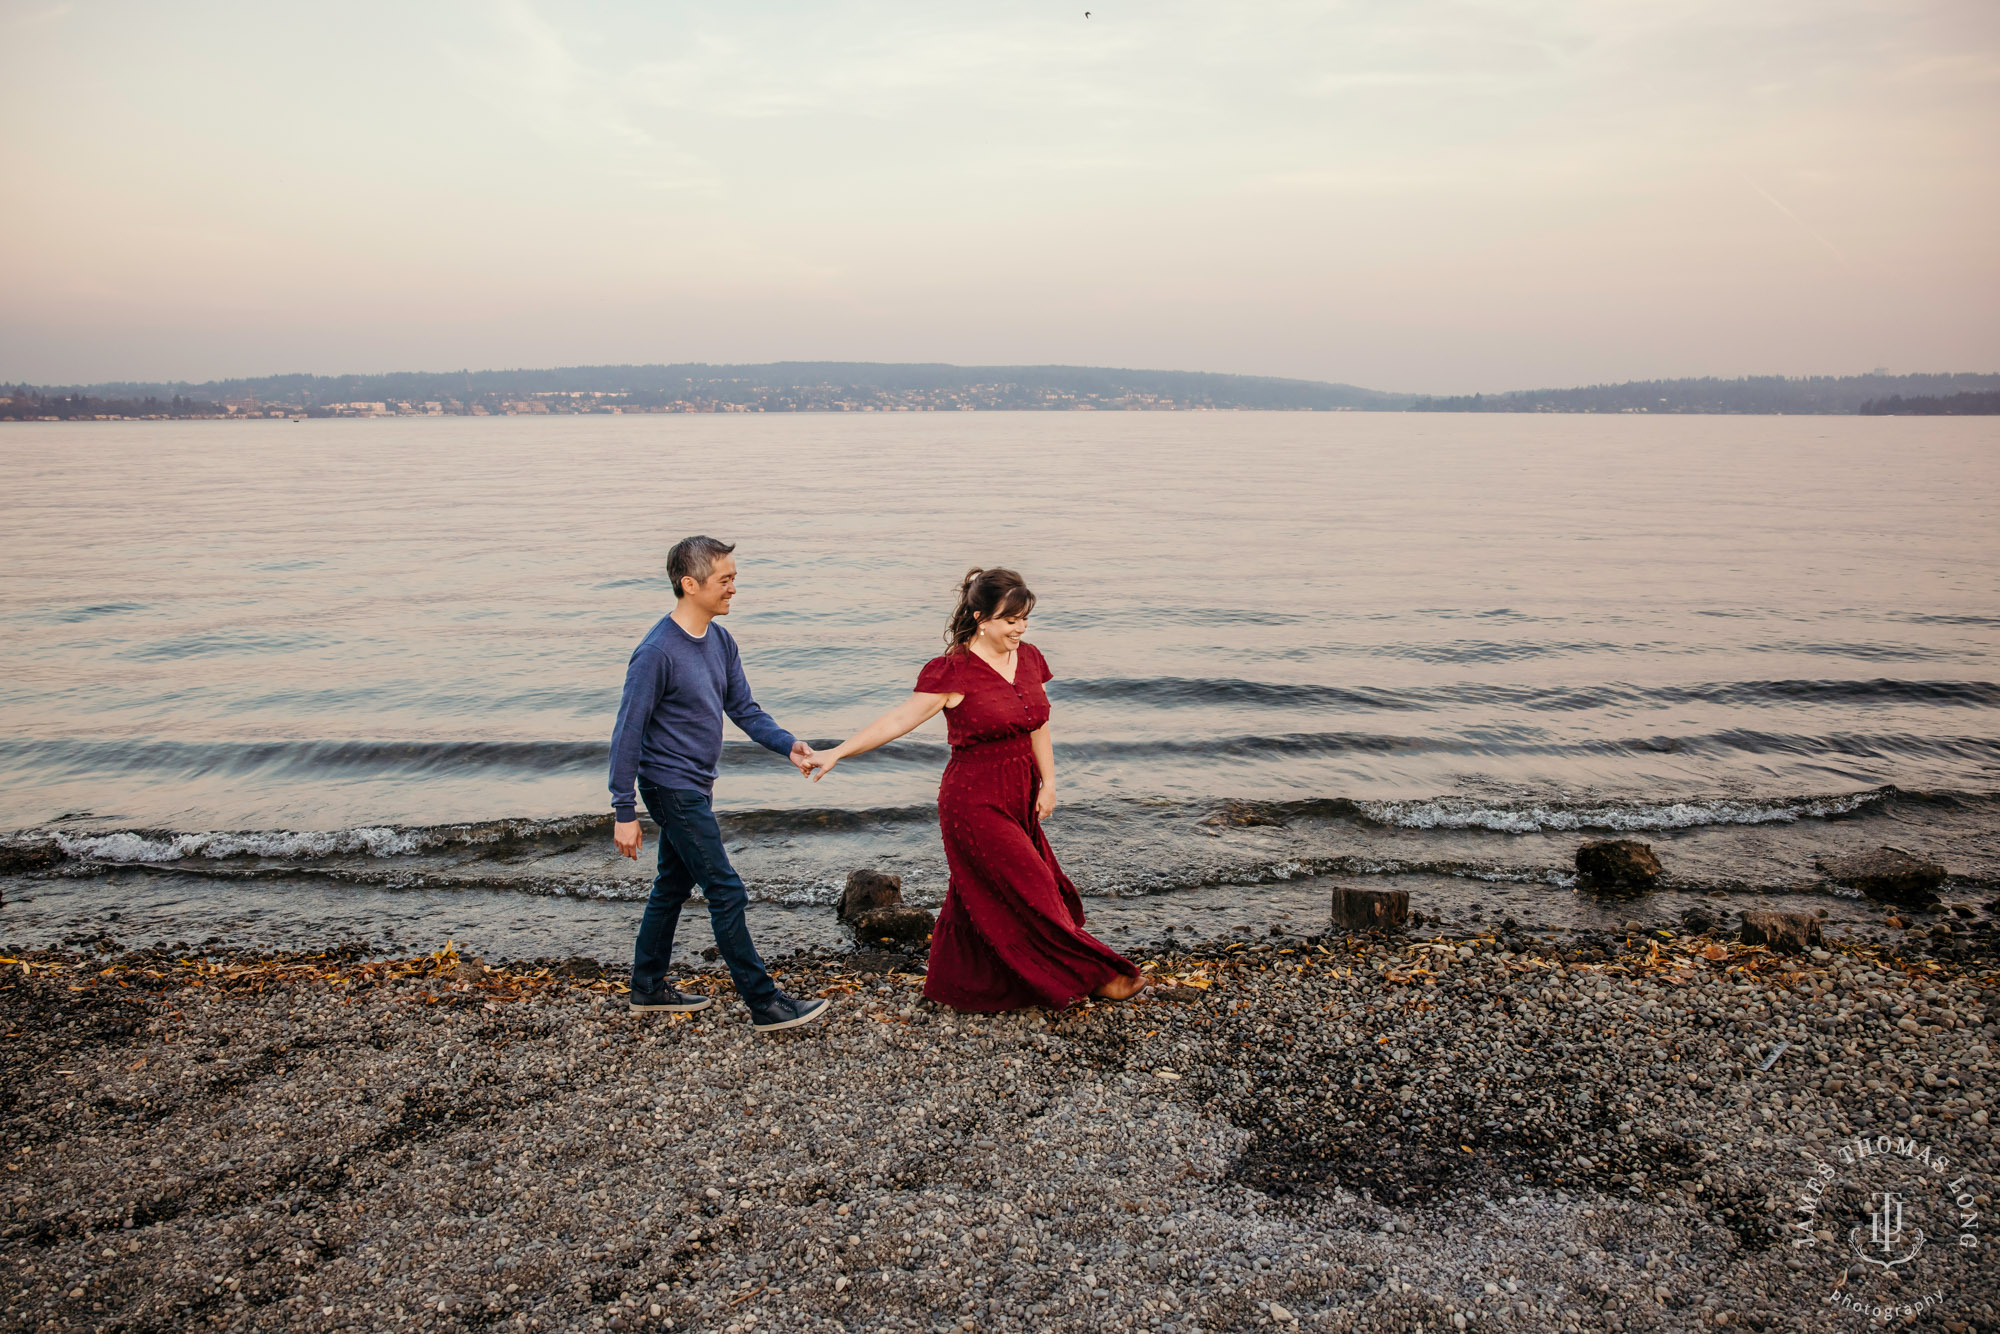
[608,536,1144,1034]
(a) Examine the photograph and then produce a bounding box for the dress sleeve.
[915,654,957,694]
[1028,643,1053,684]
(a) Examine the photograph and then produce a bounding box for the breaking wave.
[1350,791,1882,833]
[14,785,1963,874]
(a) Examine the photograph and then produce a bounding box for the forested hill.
[1409,373,2000,415]
[1859,390,2000,415]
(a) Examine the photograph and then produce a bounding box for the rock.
[1329,885,1408,932]
[1678,906,1718,935]
[1739,911,1822,954]
[838,869,905,922]
[849,906,935,944]
[848,948,920,975]
[1821,846,1946,902]
[450,956,486,984]
[1575,840,1662,889]
[552,956,604,979]
[0,839,65,876]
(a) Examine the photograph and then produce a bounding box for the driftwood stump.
[1329,885,1408,933]
[1739,910,1822,954]
[838,869,906,922]
[836,869,935,945]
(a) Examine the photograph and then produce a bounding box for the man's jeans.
[633,782,779,1009]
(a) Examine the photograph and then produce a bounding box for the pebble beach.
[5,913,1996,1333]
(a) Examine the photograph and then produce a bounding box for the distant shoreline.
[6,363,1998,420]
[6,405,1997,421]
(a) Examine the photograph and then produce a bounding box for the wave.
[18,785,1984,875]
[28,806,938,867]
[1059,730,2000,763]
[115,630,332,662]
[1348,791,1884,834]
[44,813,611,864]
[1054,675,2000,712]
[9,723,1993,784]
[0,738,613,780]
[52,825,433,863]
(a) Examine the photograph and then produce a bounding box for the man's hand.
[613,819,642,860]
[789,739,816,775]
[1034,781,1057,821]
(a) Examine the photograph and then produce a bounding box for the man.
[609,535,831,1033]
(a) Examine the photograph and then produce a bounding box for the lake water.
[3,413,1996,962]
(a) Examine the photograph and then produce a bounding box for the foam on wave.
[20,785,1955,874]
[1353,790,1881,833]
[46,813,612,864]
[54,826,427,863]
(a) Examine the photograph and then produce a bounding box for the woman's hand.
[1034,780,1056,821]
[801,694,946,783]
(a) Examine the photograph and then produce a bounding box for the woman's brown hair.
[945,567,1036,651]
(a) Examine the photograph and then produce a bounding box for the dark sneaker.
[629,984,714,1013]
[750,991,831,1033]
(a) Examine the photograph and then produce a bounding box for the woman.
[801,568,1145,1011]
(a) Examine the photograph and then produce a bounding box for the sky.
[2,0,1996,393]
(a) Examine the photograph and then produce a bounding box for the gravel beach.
[4,920,1996,1333]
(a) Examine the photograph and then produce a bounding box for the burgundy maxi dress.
[915,643,1140,1012]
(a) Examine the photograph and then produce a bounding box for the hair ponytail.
[945,567,1036,651]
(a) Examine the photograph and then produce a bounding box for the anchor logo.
[1850,1190,1925,1268]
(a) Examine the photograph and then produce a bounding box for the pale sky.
[3,0,1996,393]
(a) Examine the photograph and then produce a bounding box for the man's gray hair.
[667,535,736,597]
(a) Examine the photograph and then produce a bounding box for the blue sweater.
[608,615,797,820]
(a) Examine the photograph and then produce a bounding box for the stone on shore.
[848,906,935,944]
[1574,839,1662,889]
[1819,846,1946,902]
[1738,909,1822,953]
[0,839,65,876]
[1678,906,1718,935]
[6,926,1996,1333]
[1329,884,1408,931]
[846,947,922,975]
[837,868,906,922]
